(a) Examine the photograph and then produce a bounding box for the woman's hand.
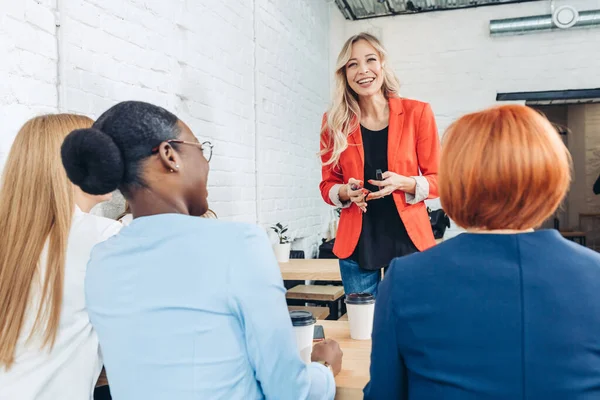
[339,178,369,212]
[311,339,343,376]
[367,172,416,200]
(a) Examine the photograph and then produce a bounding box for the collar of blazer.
[348,97,406,167]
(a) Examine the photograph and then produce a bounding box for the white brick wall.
[59,0,258,222]
[331,0,600,237]
[255,0,331,255]
[1,0,333,255]
[0,0,58,165]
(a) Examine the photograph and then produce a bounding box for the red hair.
[440,104,571,230]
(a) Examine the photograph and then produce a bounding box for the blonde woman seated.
[0,115,122,400]
[365,105,600,399]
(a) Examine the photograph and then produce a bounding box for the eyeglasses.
[152,140,213,162]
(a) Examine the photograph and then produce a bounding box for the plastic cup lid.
[289,310,316,327]
[345,292,375,305]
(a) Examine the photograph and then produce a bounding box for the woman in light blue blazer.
[61,101,343,400]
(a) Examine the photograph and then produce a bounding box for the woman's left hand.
[367,171,416,200]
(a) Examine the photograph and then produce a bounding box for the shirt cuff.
[405,176,429,205]
[307,362,336,400]
[329,184,351,208]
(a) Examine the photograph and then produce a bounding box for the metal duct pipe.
[490,9,600,36]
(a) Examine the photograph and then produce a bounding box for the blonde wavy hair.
[321,32,401,166]
[0,114,93,368]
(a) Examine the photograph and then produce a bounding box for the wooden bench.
[279,259,341,281]
[286,285,344,301]
[288,305,330,320]
[286,285,345,320]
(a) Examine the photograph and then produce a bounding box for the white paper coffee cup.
[345,293,375,340]
[290,310,316,363]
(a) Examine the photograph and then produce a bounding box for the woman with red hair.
[365,104,600,399]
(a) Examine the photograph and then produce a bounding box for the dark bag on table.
[318,239,337,259]
[428,207,451,239]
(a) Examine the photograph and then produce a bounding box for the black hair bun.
[61,128,124,195]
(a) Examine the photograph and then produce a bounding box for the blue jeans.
[339,258,383,298]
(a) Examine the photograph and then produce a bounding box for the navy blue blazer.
[364,230,600,399]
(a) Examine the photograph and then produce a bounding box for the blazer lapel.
[347,118,364,167]
[388,98,405,169]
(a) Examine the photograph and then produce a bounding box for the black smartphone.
[375,169,383,190]
[313,325,325,342]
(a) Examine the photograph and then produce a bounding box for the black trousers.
[93,386,112,400]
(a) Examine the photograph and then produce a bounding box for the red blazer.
[319,98,441,259]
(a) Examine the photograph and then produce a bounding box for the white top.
[0,207,122,400]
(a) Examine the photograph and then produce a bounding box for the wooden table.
[319,320,371,400]
[279,259,341,281]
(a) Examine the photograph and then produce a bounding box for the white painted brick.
[14,77,56,106]
[1,0,331,254]
[255,0,331,242]
[64,44,94,73]
[64,87,92,114]
[2,0,27,20]
[25,1,56,35]
[3,15,57,59]
[0,0,58,166]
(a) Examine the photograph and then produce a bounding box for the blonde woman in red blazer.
[320,32,441,297]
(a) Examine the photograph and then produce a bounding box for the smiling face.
[345,39,384,98]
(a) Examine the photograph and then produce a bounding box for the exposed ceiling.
[334,0,541,20]
[526,98,600,105]
[497,88,600,105]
